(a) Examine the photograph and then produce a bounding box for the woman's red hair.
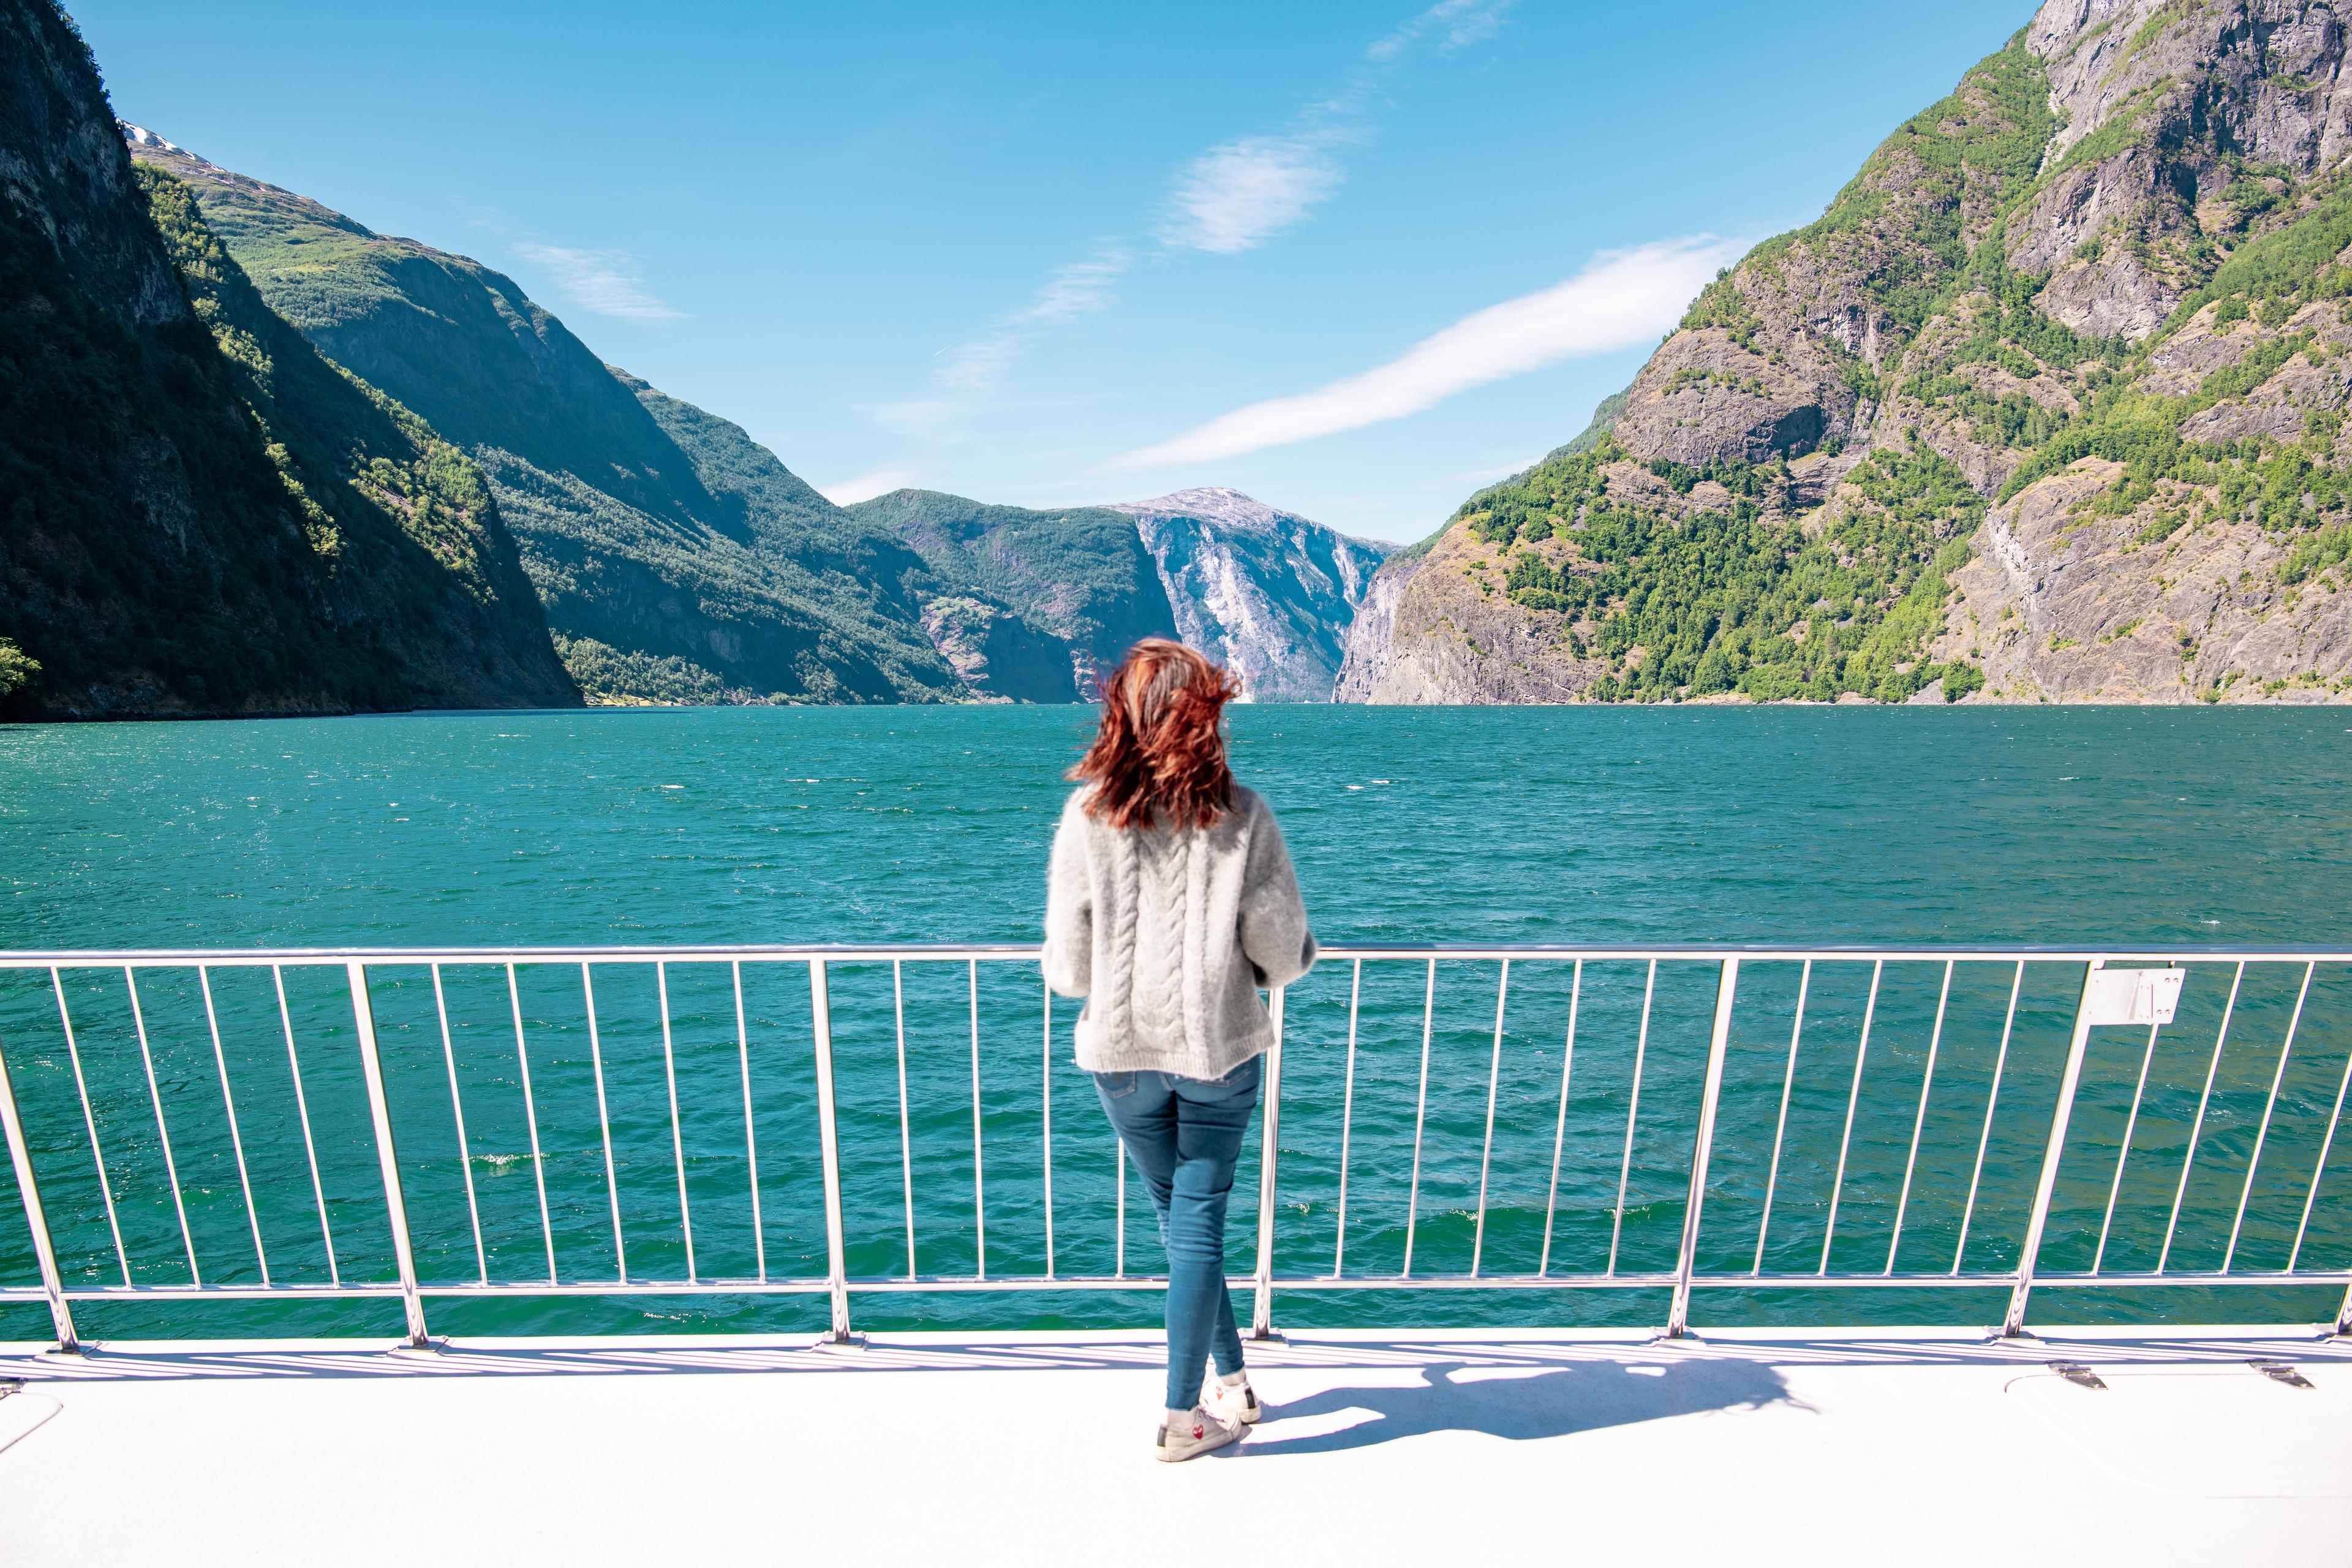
[1070,639,1240,830]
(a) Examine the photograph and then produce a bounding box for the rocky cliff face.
[0,0,573,717]
[1330,546,1428,700]
[1346,1,2352,705]
[1107,488,1389,701]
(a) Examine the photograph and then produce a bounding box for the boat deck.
[2,1325,2348,1564]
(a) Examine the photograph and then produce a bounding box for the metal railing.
[1,943,2348,1351]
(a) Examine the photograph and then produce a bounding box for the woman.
[1043,638,1316,1462]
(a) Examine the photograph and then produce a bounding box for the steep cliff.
[1351,1,2352,705]
[126,133,965,705]
[0,1,573,717]
[1107,488,1389,701]
[1332,531,1438,701]
[134,164,574,708]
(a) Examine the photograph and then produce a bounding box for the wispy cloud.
[1158,0,1516,255]
[1109,235,1741,469]
[1014,251,1132,327]
[819,467,921,505]
[935,247,1131,390]
[1159,134,1352,255]
[1368,0,1515,61]
[869,1,1517,445]
[512,242,682,322]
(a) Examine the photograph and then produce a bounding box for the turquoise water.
[2,705,2349,1339]
[6,704,2352,951]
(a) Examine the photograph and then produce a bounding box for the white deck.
[2,1326,2349,1565]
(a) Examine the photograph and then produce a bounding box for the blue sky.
[74,0,2037,542]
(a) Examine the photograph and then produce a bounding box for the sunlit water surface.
[2,705,2348,1338]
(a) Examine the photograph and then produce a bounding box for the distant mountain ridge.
[843,489,1178,702]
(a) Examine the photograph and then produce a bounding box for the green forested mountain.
[843,489,1179,701]
[0,0,572,717]
[126,136,967,705]
[133,167,575,704]
[1348,4,2352,705]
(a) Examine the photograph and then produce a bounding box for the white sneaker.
[1202,1371,1262,1425]
[1156,1404,1243,1463]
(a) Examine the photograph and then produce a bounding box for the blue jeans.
[1092,1055,1262,1411]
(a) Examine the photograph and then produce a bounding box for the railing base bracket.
[388,1337,448,1358]
[2048,1362,2107,1390]
[813,1332,869,1352]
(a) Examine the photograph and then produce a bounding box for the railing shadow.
[7,1330,2350,1384]
[1235,1358,1795,1456]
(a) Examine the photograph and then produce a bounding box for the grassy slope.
[140,146,965,704]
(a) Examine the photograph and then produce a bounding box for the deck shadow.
[1235,1359,1793,1456]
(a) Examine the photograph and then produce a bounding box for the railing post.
[1668,958,1738,1338]
[2337,1282,2352,1339]
[0,1022,78,1353]
[2005,959,2103,1337]
[809,959,856,1344]
[347,962,430,1349]
[1250,986,1285,1341]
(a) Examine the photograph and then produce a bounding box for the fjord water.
[2,705,2349,1340]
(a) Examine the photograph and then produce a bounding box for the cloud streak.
[1158,134,1351,255]
[872,2,1519,437]
[1158,0,1515,255]
[935,247,1131,390]
[512,242,682,321]
[1109,235,1742,469]
[1368,0,1516,61]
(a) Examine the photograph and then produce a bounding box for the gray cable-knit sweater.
[1042,783,1316,1080]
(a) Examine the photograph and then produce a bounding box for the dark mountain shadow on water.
[1235,1359,1795,1457]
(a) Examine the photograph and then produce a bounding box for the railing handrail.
[2,943,2348,1353]
[6,941,2352,968]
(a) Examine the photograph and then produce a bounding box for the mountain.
[1343,1,2352,706]
[104,123,1390,709]
[124,132,966,706]
[842,489,1178,701]
[0,0,573,718]
[1106,489,1390,701]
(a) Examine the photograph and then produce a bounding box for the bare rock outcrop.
[1939,459,2352,701]
[1355,525,1606,704]
[1331,548,1428,701]
[1108,488,1388,703]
